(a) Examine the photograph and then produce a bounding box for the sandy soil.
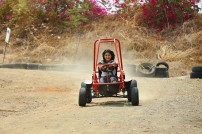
[0,68,202,134]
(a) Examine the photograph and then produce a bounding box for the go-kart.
[78,38,139,106]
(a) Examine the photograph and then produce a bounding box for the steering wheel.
[100,64,118,72]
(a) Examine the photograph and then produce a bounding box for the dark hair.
[102,49,115,63]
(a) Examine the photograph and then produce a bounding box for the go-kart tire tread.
[131,87,139,106]
[86,89,92,103]
[128,80,137,102]
[79,87,87,106]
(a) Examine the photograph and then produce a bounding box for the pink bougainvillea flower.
[5,15,11,20]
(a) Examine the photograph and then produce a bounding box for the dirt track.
[0,68,202,134]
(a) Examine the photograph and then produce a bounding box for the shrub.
[140,0,201,30]
[0,0,15,28]
[116,0,141,18]
[113,0,200,30]
[31,0,107,26]
[0,0,108,28]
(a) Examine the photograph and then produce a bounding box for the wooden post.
[2,27,11,63]
[2,42,8,63]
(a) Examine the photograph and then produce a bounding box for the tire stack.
[136,62,169,78]
[155,62,169,78]
[190,66,202,79]
[136,63,156,77]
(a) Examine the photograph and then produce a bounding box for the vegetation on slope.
[0,0,201,76]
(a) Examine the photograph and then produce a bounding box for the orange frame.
[92,38,125,93]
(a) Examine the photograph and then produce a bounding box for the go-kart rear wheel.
[79,87,87,106]
[127,90,131,102]
[86,89,92,103]
[131,80,137,87]
[131,87,139,106]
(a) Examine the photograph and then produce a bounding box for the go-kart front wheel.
[79,87,87,106]
[86,89,92,103]
[131,87,139,106]
[127,80,137,102]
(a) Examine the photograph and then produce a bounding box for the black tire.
[86,89,92,103]
[127,89,131,102]
[27,63,40,70]
[155,67,169,78]
[156,61,169,71]
[136,63,156,77]
[80,82,92,103]
[131,80,137,87]
[127,80,137,102]
[13,63,27,69]
[131,87,139,106]
[190,72,202,79]
[192,66,202,72]
[38,64,46,70]
[1,63,27,69]
[79,87,87,106]
[41,64,62,71]
[81,82,86,88]
[1,64,14,68]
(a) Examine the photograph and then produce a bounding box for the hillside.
[0,14,202,76]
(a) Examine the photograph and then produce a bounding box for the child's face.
[104,52,112,62]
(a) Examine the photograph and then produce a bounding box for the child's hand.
[113,64,118,67]
[98,64,117,72]
[101,65,108,71]
[98,64,103,70]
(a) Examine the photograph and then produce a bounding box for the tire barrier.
[136,62,156,77]
[27,63,41,70]
[136,62,169,78]
[156,62,169,71]
[155,62,169,78]
[0,63,27,69]
[0,63,88,72]
[191,66,202,72]
[190,66,202,79]
[38,64,63,70]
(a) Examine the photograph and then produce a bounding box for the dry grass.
[0,14,201,76]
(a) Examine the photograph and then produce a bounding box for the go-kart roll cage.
[92,38,125,92]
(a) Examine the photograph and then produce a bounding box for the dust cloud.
[44,37,168,104]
